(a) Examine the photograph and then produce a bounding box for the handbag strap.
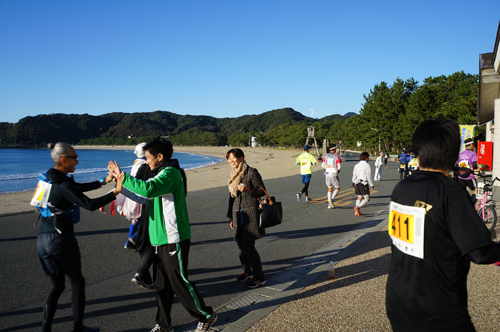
[259,187,273,205]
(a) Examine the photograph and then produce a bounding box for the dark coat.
[227,166,266,241]
[39,168,116,235]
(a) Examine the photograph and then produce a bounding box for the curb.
[178,207,390,332]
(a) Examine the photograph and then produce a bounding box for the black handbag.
[259,187,283,228]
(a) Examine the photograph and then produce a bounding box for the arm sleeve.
[367,165,374,187]
[60,181,116,211]
[467,242,500,264]
[248,168,266,198]
[122,168,176,199]
[447,187,493,255]
[120,187,148,204]
[311,154,317,166]
[76,181,102,193]
[227,194,235,219]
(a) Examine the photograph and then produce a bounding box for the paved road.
[0,152,400,332]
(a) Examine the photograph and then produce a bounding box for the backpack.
[31,172,80,227]
[31,172,54,223]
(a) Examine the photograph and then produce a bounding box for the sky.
[1,1,499,124]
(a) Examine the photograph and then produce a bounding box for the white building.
[478,22,500,182]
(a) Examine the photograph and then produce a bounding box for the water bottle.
[328,261,335,280]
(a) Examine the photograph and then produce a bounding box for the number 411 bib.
[388,201,426,259]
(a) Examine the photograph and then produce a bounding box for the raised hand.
[108,161,122,179]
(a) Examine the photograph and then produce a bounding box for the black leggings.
[42,273,86,332]
[301,181,310,197]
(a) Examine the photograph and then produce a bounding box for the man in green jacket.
[111,140,216,332]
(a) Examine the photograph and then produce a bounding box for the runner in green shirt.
[296,145,317,202]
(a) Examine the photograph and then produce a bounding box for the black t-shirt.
[386,171,492,330]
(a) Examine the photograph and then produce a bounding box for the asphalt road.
[0,152,400,332]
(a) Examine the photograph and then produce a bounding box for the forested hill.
[0,107,347,147]
[0,71,481,153]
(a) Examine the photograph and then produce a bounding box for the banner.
[459,125,475,153]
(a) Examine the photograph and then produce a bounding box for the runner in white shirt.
[352,152,374,216]
[321,145,342,209]
[374,151,383,181]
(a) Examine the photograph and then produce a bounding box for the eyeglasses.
[61,155,79,160]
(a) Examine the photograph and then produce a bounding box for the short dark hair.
[360,152,370,160]
[226,148,244,159]
[143,140,173,160]
[412,119,460,171]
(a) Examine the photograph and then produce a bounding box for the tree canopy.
[0,71,480,153]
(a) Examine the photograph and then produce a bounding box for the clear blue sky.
[1,1,499,124]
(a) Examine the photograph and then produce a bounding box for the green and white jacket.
[122,160,191,246]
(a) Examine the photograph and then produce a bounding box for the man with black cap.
[296,145,317,202]
[456,138,478,204]
[321,144,342,209]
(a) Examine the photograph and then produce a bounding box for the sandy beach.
[0,146,304,216]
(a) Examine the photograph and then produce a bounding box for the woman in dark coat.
[226,148,267,289]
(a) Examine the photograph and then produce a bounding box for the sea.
[0,148,223,195]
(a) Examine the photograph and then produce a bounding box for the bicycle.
[475,172,499,232]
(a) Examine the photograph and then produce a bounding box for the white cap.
[134,142,147,158]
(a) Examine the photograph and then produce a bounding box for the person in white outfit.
[352,152,375,216]
[119,142,147,249]
[374,151,383,181]
[321,145,342,209]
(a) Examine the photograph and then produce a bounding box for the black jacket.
[38,168,116,235]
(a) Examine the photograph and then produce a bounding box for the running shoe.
[296,193,301,202]
[131,273,154,290]
[149,324,174,332]
[197,313,218,331]
[357,207,363,216]
[328,200,334,209]
[247,277,266,289]
[236,272,252,282]
[124,242,135,250]
[305,196,310,202]
[354,206,360,216]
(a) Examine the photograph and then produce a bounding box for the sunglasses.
[61,155,79,160]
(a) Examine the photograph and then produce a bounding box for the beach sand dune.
[0,146,304,216]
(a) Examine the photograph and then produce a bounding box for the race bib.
[388,201,426,259]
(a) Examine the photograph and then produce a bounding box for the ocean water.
[0,148,223,194]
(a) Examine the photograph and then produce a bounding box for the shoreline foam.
[0,146,302,215]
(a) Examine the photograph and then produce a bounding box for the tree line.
[0,71,479,153]
[255,71,480,154]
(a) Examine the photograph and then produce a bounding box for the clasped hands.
[107,161,124,196]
